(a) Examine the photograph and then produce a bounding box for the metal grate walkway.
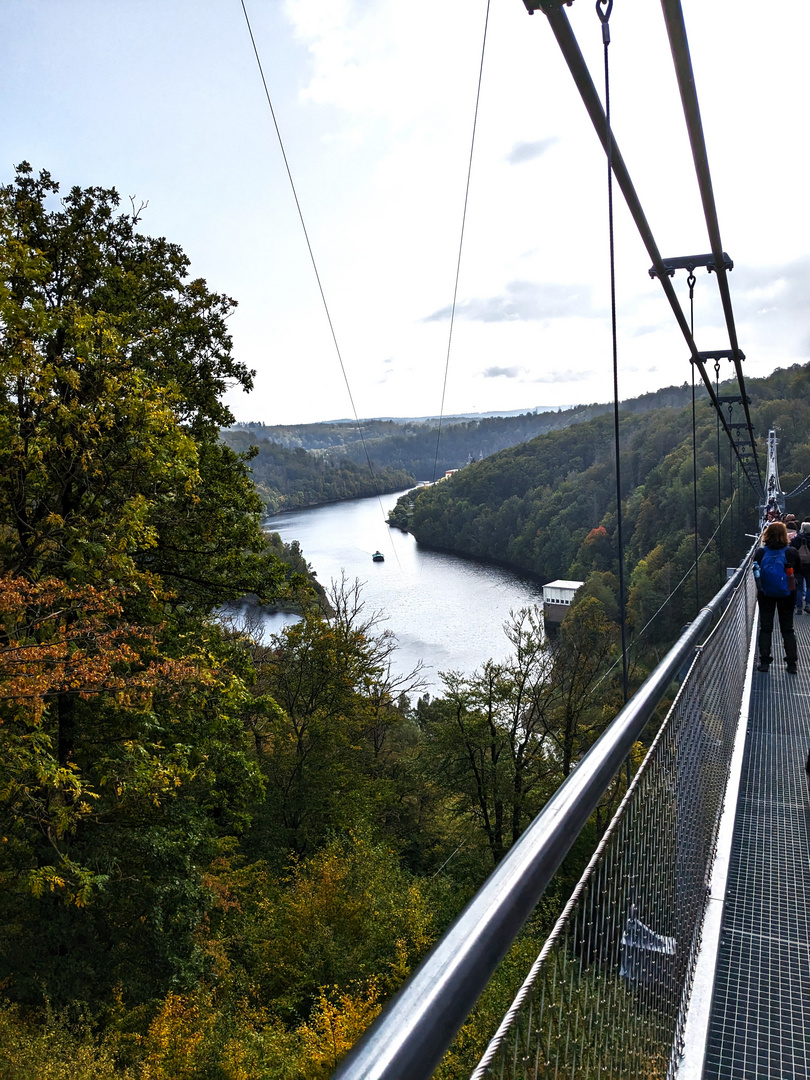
[703,611,810,1079]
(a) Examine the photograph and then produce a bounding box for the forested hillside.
[222,383,704,509]
[220,428,415,512]
[390,363,810,645]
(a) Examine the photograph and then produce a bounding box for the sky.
[2,0,809,426]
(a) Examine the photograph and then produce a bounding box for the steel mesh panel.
[471,573,757,1080]
[702,614,810,1080]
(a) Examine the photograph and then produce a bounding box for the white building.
[542,579,584,625]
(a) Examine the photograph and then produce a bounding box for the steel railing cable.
[659,0,761,484]
[431,0,492,484]
[522,1,762,501]
[597,0,629,704]
[469,553,757,1079]
[239,0,401,554]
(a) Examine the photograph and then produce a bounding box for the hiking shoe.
[787,663,798,675]
[805,606,810,614]
[757,662,771,672]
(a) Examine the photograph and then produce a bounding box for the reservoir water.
[262,490,543,697]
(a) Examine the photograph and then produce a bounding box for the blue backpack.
[759,546,790,597]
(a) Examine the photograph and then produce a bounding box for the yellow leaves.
[297,979,382,1077]
[26,859,104,907]
[0,998,131,1080]
[134,993,207,1080]
[28,869,66,896]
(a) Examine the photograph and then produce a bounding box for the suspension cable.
[714,357,722,568]
[659,0,761,483]
[784,472,810,500]
[239,0,398,544]
[432,0,492,483]
[596,0,628,704]
[526,2,762,499]
[688,273,699,615]
[589,493,737,696]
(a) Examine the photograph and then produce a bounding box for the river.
[259,490,543,698]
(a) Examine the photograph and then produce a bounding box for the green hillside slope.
[223,383,706,509]
[390,363,810,643]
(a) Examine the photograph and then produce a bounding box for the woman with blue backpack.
[754,521,800,674]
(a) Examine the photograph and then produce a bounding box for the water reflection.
[262,490,543,697]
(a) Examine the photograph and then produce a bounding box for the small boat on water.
[372,551,385,562]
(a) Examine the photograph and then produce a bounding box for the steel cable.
[432,0,492,483]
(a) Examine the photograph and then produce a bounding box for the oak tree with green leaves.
[0,164,299,1008]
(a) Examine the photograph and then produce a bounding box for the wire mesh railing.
[470,564,757,1080]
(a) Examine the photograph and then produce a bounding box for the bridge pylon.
[763,428,784,518]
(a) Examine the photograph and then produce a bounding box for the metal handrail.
[332,552,753,1080]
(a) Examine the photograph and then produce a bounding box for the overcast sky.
[2,0,808,425]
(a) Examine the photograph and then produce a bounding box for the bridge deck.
[703,612,810,1079]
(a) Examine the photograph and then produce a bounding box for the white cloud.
[482,365,527,379]
[3,0,809,422]
[426,281,596,324]
[506,138,559,165]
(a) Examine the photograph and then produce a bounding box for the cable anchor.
[596,0,613,44]
[687,273,696,336]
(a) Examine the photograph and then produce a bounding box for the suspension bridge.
[317,0,810,1074]
[330,450,810,1078]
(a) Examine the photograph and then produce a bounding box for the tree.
[0,162,288,606]
[0,164,298,1009]
[421,601,623,869]
[548,597,619,777]
[546,600,622,777]
[424,608,557,866]
[245,576,424,859]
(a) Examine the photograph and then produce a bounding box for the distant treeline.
[220,430,415,512]
[223,384,706,508]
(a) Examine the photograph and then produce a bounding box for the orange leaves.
[0,574,197,711]
[584,525,609,545]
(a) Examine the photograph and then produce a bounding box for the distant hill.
[223,383,709,510]
[386,364,810,643]
[311,405,570,424]
[219,431,415,514]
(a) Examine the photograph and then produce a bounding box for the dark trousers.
[795,570,809,608]
[758,593,798,664]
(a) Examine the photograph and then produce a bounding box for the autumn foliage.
[0,164,629,1080]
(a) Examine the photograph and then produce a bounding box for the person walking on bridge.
[790,521,810,614]
[754,521,800,674]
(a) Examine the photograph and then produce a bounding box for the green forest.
[221,383,706,511]
[389,363,810,648]
[218,430,415,514]
[2,163,807,1080]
